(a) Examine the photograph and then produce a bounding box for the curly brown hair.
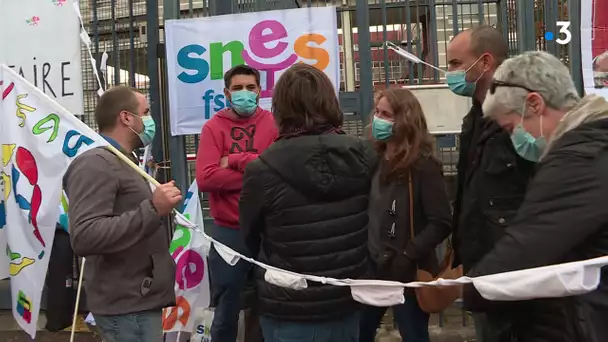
[372,88,437,181]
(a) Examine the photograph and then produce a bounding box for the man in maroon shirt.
[195,65,277,341]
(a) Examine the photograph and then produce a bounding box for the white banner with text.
[0,0,84,115]
[164,7,340,136]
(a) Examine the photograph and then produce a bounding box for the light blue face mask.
[371,116,394,141]
[510,105,546,162]
[445,55,485,97]
[139,115,157,147]
[230,90,258,116]
[128,113,156,147]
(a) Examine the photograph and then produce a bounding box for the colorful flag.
[0,64,109,338]
[142,144,156,177]
[163,180,210,334]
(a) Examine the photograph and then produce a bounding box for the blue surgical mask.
[230,90,258,116]
[445,55,485,97]
[371,116,394,141]
[510,105,545,162]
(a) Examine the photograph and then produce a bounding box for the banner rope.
[92,142,608,291]
[65,133,608,337]
[72,1,105,97]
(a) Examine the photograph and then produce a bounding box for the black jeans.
[261,313,359,342]
[208,224,251,342]
[473,312,516,342]
[359,257,430,342]
[359,291,430,342]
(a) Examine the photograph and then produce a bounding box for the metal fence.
[185,0,500,193]
[504,0,583,93]
[78,0,583,204]
[78,0,580,191]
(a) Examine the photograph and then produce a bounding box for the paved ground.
[0,310,101,340]
[0,306,476,341]
[0,332,102,341]
[376,306,476,342]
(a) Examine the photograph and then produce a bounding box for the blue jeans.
[359,292,430,342]
[209,224,251,342]
[94,310,162,342]
[260,313,359,342]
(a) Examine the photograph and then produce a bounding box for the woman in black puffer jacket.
[239,63,377,342]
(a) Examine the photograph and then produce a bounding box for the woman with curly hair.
[360,88,452,342]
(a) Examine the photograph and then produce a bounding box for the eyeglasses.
[490,80,537,95]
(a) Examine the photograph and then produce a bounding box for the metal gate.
[154,0,507,192]
[77,0,582,192]
[503,0,583,94]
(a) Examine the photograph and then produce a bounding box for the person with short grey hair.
[482,51,581,161]
[466,51,608,342]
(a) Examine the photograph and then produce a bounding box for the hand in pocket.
[391,253,416,282]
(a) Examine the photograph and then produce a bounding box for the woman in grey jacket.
[359,88,453,342]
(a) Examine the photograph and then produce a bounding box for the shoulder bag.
[409,173,464,314]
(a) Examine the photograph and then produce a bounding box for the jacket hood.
[259,134,377,200]
[543,95,608,158]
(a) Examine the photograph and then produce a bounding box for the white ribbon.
[72,1,105,96]
[173,213,608,305]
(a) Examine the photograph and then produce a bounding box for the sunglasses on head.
[490,80,537,95]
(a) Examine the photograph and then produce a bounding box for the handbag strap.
[408,172,415,240]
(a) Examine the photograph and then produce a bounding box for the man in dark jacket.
[45,219,77,332]
[239,64,377,342]
[467,51,608,342]
[446,26,536,341]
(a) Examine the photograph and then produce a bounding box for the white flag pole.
[70,258,86,342]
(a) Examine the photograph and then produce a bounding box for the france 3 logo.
[544,21,572,45]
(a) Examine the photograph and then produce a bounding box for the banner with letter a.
[165,6,340,136]
[0,64,108,338]
[0,0,84,114]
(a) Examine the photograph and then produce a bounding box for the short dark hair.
[94,86,140,132]
[469,25,508,66]
[272,63,343,134]
[223,65,260,88]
